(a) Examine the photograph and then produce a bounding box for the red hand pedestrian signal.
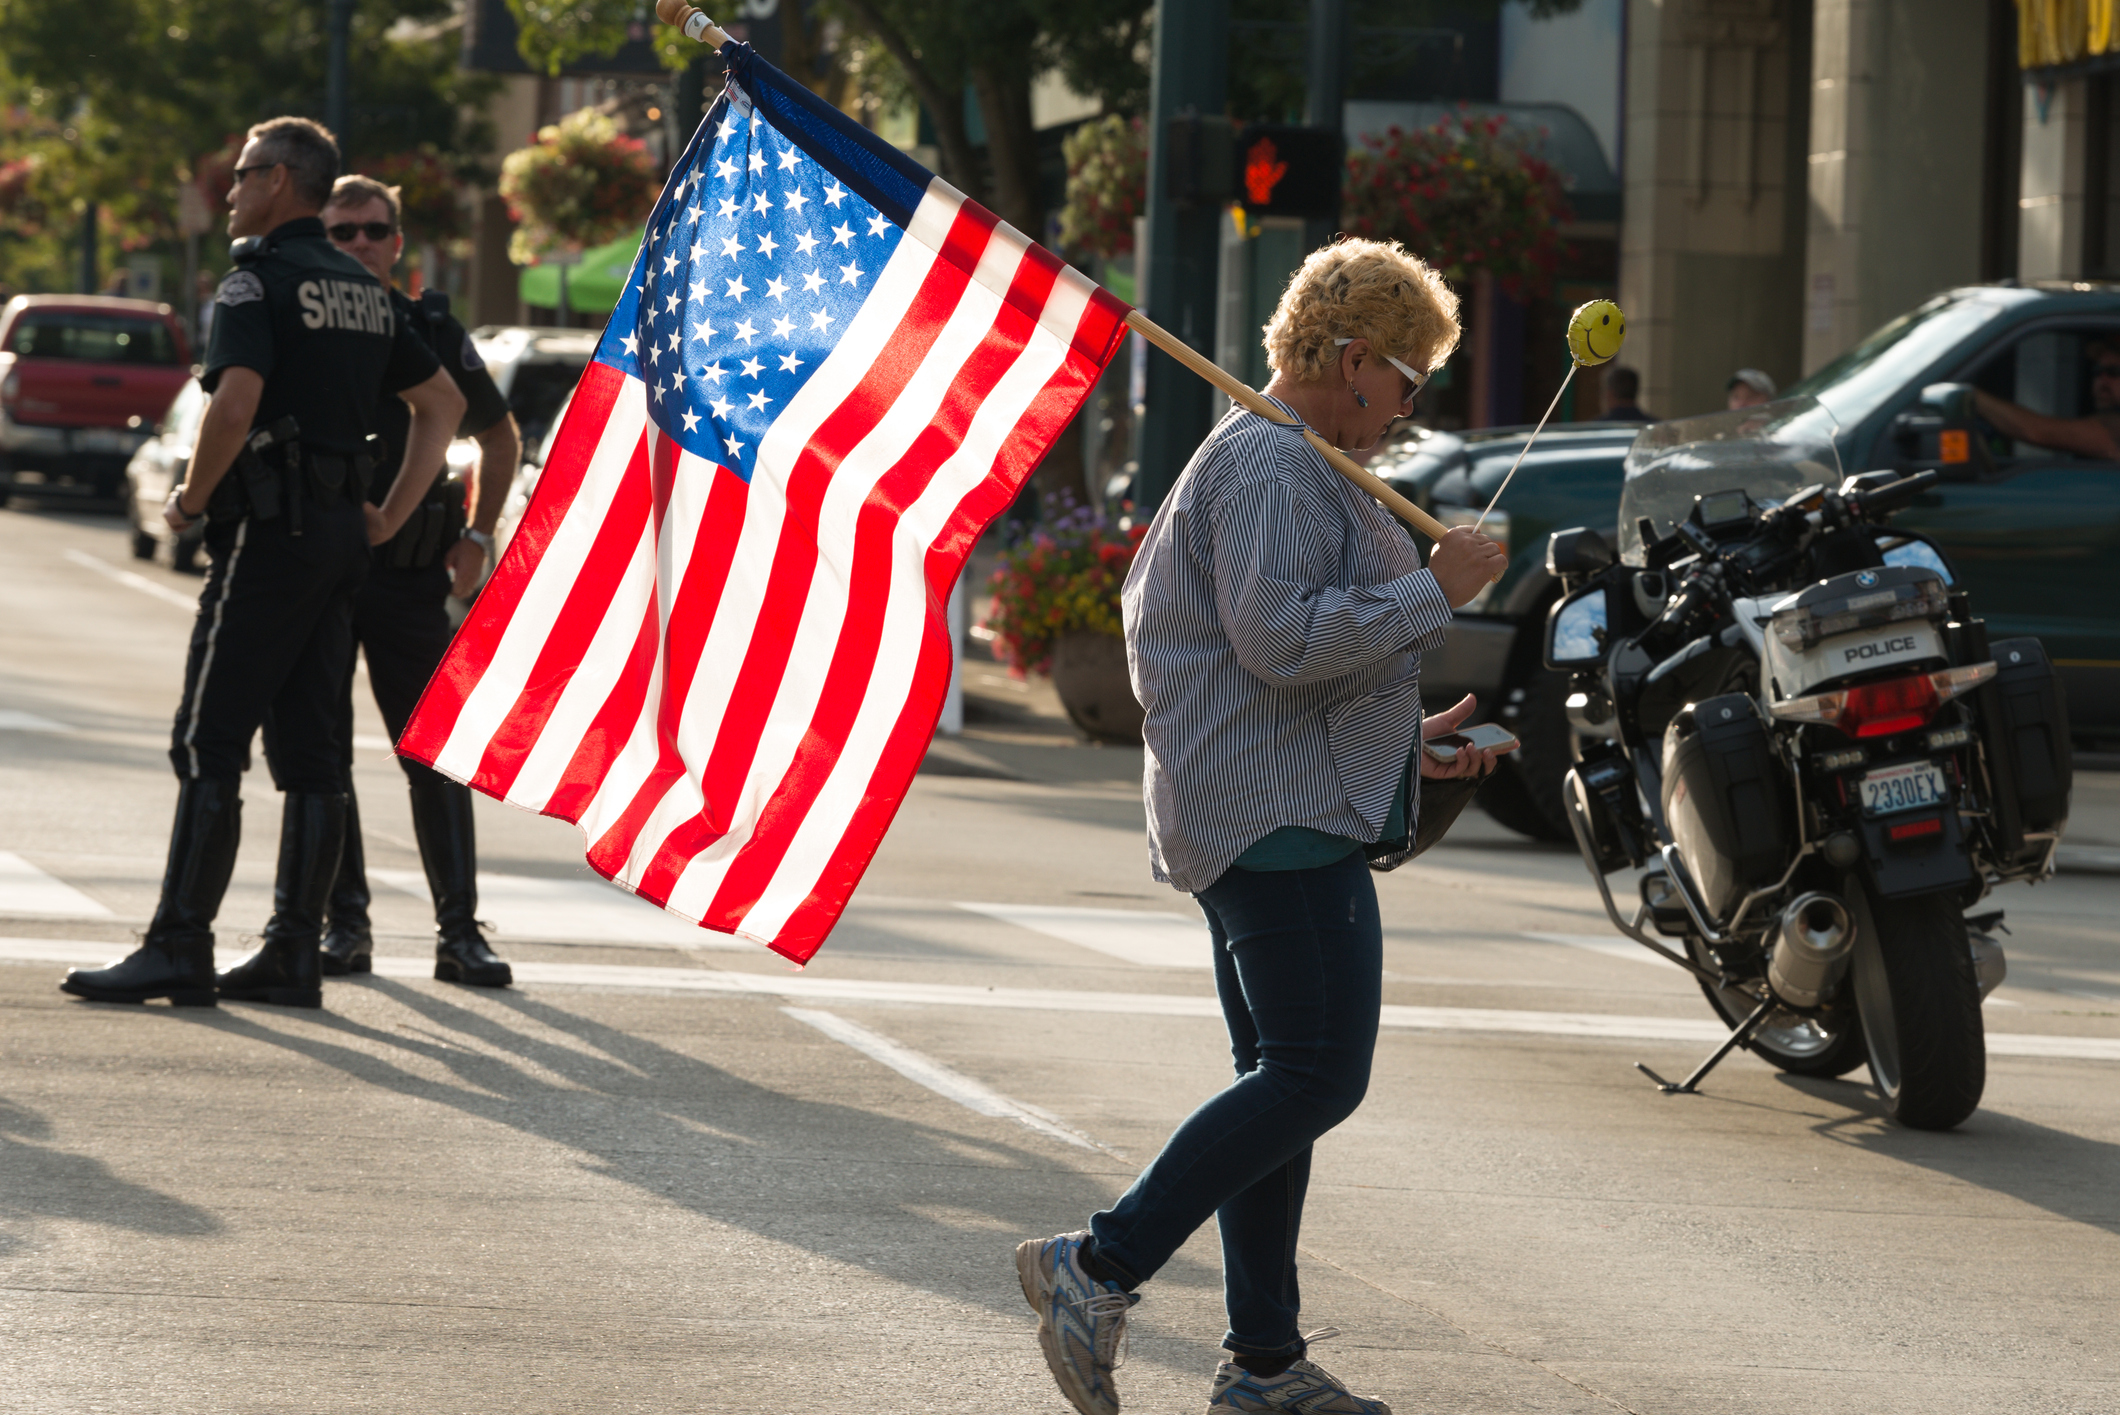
[1244,137,1288,207]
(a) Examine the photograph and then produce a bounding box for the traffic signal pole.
[1303,0,1347,252]
[1132,0,1230,516]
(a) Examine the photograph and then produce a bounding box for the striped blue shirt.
[1122,398,1454,892]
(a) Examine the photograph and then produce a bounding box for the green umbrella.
[518,227,645,318]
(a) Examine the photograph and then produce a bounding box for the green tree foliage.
[505,0,697,75]
[0,0,494,293]
[812,0,1149,239]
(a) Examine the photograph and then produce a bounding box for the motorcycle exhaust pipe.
[1767,892,1856,1009]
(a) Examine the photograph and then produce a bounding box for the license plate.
[1859,761,1949,816]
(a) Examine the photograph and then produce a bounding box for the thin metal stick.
[1476,362,1576,532]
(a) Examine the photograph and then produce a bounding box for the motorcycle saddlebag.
[1984,637,2073,843]
[1661,693,1792,915]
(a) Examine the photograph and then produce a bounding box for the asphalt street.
[1,499,2116,1414]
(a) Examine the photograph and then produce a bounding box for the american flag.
[398,46,1130,963]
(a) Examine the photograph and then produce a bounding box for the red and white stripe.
[399,181,1129,963]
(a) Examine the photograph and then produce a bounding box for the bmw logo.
[1856,570,1879,587]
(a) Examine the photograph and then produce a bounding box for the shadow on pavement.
[187,978,1219,1369]
[0,1095,222,1251]
[1778,1074,2120,1238]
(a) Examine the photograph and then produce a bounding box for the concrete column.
[1802,0,1988,372]
[2019,78,2092,281]
[1620,0,1807,418]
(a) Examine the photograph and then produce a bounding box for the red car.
[0,295,195,504]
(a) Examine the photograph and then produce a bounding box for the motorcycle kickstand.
[1636,996,1776,1095]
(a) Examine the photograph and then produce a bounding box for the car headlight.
[1431,506,1510,612]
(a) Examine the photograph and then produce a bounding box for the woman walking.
[1017,238,1508,1415]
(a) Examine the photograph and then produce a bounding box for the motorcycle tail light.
[1772,660,1996,738]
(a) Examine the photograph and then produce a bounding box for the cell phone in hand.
[1422,721,1521,762]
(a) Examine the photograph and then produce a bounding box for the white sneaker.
[1015,1230,1138,1415]
[1204,1329,1392,1413]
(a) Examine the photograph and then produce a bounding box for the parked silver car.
[122,376,207,571]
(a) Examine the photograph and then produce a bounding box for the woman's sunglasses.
[327,222,397,243]
[1334,337,1430,403]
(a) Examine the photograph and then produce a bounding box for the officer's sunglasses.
[232,163,279,183]
[328,221,398,243]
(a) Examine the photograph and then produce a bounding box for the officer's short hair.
[326,175,402,229]
[245,117,340,209]
[1604,365,1641,401]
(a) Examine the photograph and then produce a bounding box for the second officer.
[310,173,520,987]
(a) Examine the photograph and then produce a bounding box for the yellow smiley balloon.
[1566,299,1627,366]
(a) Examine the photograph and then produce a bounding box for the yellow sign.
[2021,0,2119,70]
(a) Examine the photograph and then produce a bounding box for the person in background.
[1601,364,1653,421]
[308,173,521,988]
[1971,338,2120,462]
[1726,367,1776,410]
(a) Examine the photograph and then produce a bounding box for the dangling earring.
[1350,381,1369,409]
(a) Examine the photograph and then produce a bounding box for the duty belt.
[206,418,373,536]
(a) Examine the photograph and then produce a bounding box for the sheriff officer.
[62,116,465,1009]
[309,172,519,987]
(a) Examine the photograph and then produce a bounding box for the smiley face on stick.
[1566,299,1627,366]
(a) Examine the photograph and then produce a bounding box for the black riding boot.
[410,771,510,987]
[218,791,346,1008]
[62,777,241,1006]
[319,783,373,976]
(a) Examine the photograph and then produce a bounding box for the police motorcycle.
[1541,398,2072,1130]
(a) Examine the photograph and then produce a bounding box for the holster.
[381,478,466,570]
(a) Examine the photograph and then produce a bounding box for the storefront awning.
[518,228,645,318]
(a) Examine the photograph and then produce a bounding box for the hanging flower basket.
[1059,114,1147,260]
[1342,110,1573,298]
[367,149,468,248]
[499,108,658,266]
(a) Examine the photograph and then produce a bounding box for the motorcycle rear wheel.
[1686,935,1867,1077]
[1848,883,1985,1130]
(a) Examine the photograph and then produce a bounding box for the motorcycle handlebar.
[1848,469,1938,518]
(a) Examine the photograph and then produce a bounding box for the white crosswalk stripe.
[5,935,2117,1061]
[955,901,1208,968]
[0,853,113,918]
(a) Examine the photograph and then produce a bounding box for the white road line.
[369,868,753,949]
[1527,931,1685,969]
[6,938,2116,1061]
[0,710,73,733]
[60,548,198,611]
[352,734,397,754]
[957,901,1208,969]
[781,1007,1113,1152]
[0,854,113,918]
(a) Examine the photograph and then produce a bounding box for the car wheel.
[1478,664,1575,843]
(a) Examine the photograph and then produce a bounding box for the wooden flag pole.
[656,1,1452,547]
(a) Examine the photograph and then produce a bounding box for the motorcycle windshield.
[1616,397,1846,565]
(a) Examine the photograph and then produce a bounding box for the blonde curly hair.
[1262,237,1461,382]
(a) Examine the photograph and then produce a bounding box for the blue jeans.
[1087,849,1382,1359]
